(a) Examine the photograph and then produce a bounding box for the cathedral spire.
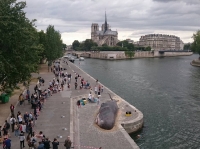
[104,11,108,32]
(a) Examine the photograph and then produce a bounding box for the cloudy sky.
[23,0,200,45]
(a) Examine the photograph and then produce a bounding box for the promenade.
[0,58,142,149]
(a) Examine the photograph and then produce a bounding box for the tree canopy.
[191,30,200,57]
[72,39,97,51]
[117,40,135,51]
[0,0,64,91]
[0,0,43,90]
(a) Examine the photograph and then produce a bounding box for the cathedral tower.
[91,23,99,40]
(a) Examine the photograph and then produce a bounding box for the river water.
[74,55,200,149]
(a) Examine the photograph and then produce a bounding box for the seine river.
[74,55,200,149]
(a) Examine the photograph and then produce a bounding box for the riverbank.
[191,59,200,67]
[0,60,143,149]
[66,60,143,149]
[72,51,193,60]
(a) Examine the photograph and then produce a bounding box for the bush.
[5,88,13,96]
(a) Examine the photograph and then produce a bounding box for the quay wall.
[154,51,193,57]
[71,62,143,148]
[74,51,193,60]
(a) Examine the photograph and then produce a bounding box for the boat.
[69,56,75,63]
[79,57,84,61]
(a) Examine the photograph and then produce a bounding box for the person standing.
[64,136,72,149]
[101,86,104,93]
[37,141,45,149]
[52,138,59,149]
[14,122,19,136]
[19,131,25,148]
[9,116,16,132]
[4,120,10,132]
[75,82,78,90]
[4,138,11,149]
[10,104,15,115]
[43,138,51,149]
[94,86,97,94]
[19,94,23,106]
[18,113,23,124]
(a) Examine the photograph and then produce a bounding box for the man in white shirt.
[10,116,16,132]
[88,93,92,102]
[94,86,97,94]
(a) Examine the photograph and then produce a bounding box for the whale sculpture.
[96,93,119,130]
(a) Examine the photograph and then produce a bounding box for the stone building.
[139,34,184,51]
[91,12,119,46]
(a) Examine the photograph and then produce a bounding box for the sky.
[23,0,200,45]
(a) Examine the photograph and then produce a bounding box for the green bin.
[0,94,9,103]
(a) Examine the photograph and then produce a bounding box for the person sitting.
[88,93,92,102]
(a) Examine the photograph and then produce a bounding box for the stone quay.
[0,57,143,149]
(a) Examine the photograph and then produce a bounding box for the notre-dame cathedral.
[91,12,119,46]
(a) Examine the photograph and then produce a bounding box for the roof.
[96,30,117,36]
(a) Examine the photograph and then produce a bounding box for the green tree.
[0,0,43,91]
[72,40,80,50]
[191,30,200,58]
[45,25,63,62]
[145,46,151,51]
[117,40,135,51]
[184,43,191,50]
[84,39,97,50]
[102,43,108,47]
[125,51,135,58]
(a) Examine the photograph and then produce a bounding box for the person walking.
[19,94,23,106]
[64,136,72,149]
[52,138,59,149]
[10,104,15,115]
[19,131,25,148]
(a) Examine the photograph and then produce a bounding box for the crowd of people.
[0,61,73,149]
[0,58,104,149]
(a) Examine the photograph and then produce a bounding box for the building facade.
[91,13,119,46]
[139,34,184,51]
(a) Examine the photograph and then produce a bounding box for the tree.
[191,30,200,58]
[184,43,191,50]
[117,40,135,51]
[102,43,108,47]
[84,39,97,50]
[62,44,67,50]
[145,46,151,51]
[0,0,43,91]
[45,25,63,62]
[72,40,80,50]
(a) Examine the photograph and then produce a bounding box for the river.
[74,55,200,149]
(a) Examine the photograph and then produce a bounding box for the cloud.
[23,0,200,44]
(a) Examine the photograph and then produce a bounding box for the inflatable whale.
[96,94,118,130]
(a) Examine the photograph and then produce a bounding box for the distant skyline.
[23,0,200,45]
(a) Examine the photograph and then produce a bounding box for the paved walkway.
[66,60,139,149]
[0,58,139,149]
[1,64,72,149]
